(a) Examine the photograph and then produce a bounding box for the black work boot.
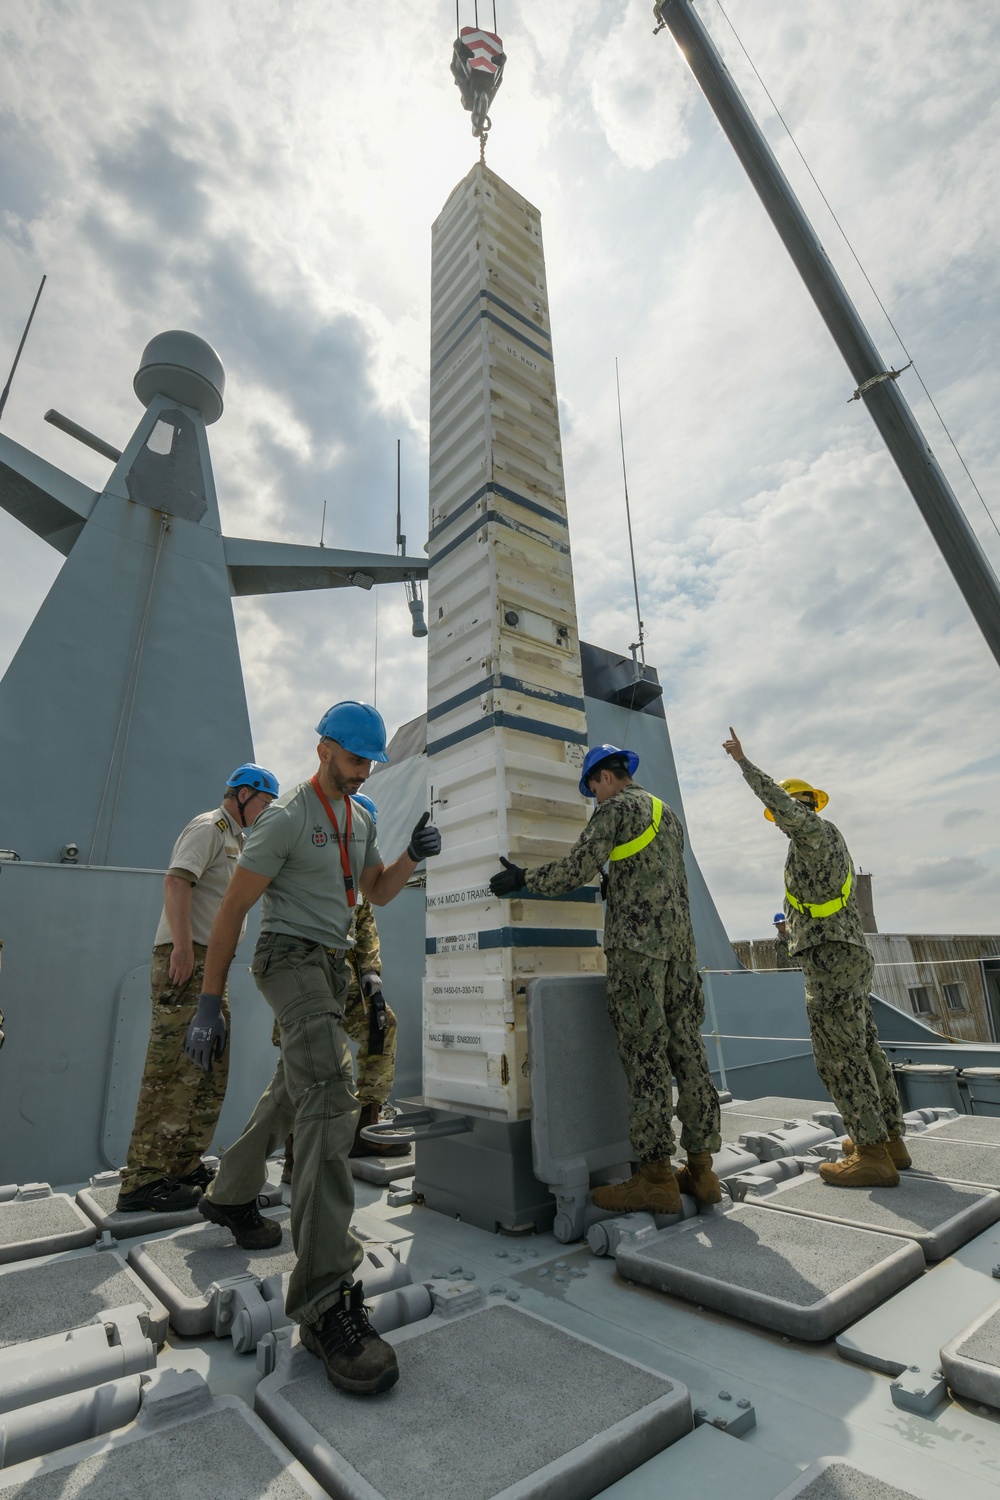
[176,1161,216,1191]
[198,1194,283,1248]
[116,1177,201,1213]
[300,1281,399,1395]
[349,1102,410,1158]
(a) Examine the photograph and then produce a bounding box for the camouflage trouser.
[120,943,231,1193]
[270,984,396,1105]
[207,934,363,1326]
[605,948,722,1162]
[802,941,904,1147]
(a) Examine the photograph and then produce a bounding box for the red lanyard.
[310,775,356,908]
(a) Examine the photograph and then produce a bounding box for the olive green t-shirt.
[239,781,381,948]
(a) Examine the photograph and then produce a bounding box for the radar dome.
[133,331,225,424]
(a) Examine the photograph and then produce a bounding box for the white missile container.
[425,163,604,1120]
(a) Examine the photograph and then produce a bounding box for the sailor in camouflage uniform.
[724,729,908,1187]
[773,913,796,969]
[116,764,279,1212]
[491,745,722,1216]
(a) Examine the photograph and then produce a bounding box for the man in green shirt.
[723,728,907,1188]
[184,701,441,1396]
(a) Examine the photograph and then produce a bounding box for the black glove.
[490,856,527,897]
[184,993,227,1072]
[407,811,442,860]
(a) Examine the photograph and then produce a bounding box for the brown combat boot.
[674,1151,723,1205]
[818,1142,900,1188]
[591,1160,682,1215]
[840,1130,911,1170]
[349,1102,410,1158]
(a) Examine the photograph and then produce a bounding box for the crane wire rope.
[714,0,1000,551]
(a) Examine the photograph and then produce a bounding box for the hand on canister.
[360,971,382,1000]
[184,993,227,1072]
[722,726,744,761]
[490,856,527,897]
[407,811,442,860]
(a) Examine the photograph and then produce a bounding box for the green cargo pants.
[120,943,230,1194]
[270,983,398,1106]
[205,933,363,1326]
[605,948,722,1162]
[802,941,904,1147]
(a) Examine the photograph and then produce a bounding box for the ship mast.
[653,0,1000,671]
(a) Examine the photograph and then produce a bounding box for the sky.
[1,1,998,940]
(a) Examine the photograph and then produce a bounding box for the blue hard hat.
[351,793,378,826]
[315,701,390,763]
[773,912,786,924]
[578,743,640,797]
[226,763,279,796]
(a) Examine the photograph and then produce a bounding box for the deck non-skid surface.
[726,1098,835,1121]
[625,1209,902,1306]
[0,1198,94,1252]
[749,1172,1000,1257]
[779,1463,925,1499]
[953,1302,1000,1368]
[929,1116,1000,1145]
[0,1254,163,1348]
[902,1135,1000,1187]
[0,1406,315,1498]
[132,1220,295,1299]
[273,1305,680,1500]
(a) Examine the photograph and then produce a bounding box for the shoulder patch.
[216,818,228,833]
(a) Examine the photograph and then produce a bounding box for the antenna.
[0,274,46,422]
[319,499,327,548]
[615,358,646,673]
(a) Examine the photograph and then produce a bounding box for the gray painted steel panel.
[837,1213,1000,1380]
[0,1196,96,1264]
[599,1422,795,1500]
[616,1205,924,1340]
[0,1253,168,1348]
[255,1303,691,1500]
[747,1170,1000,1261]
[527,975,631,1180]
[940,1296,1000,1410]
[0,864,279,1186]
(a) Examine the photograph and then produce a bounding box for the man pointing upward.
[723,727,907,1187]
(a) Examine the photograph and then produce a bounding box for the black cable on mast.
[0,274,46,421]
[615,358,645,666]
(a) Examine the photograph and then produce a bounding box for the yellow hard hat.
[764,777,829,821]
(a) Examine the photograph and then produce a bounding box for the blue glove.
[185,993,227,1072]
[407,811,442,860]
